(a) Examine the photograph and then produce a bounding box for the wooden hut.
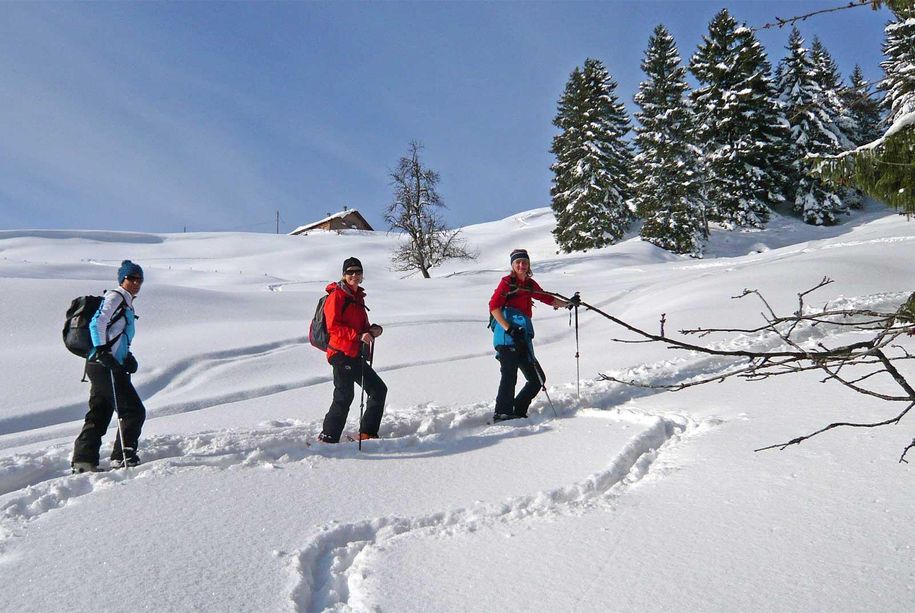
[289,209,374,235]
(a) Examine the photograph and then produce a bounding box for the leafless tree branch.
[584,283,915,461]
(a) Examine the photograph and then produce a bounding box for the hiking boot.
[71,462,103,474]
[110,455,141,469]
[493,413,520,422]
[356,433,378,441]
[317,432,339,444]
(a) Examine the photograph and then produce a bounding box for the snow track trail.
[286,412,693,613]
[5,288,898,556]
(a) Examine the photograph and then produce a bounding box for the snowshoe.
[71,462,104,474]
[110,456,141,469]
[492,413,521,423]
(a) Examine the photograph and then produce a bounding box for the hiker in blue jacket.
[71,261,146,473]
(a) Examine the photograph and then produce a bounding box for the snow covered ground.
[1,203,913,612]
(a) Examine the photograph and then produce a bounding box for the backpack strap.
[503,278,518,298]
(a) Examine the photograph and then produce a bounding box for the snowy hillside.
[1,204,914,612]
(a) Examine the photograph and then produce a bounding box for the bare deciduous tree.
[385,142,475,278]
[541,279,915,461]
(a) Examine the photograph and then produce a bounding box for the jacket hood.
[326,281,366,300]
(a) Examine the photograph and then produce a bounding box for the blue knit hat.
[118,260,143,284]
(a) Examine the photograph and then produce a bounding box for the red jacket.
[488,275,553,318]
[323,281,370,360]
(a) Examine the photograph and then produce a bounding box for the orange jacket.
[323,281,370,360]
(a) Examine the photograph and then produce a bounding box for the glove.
[95,350,123,372]
[123,352,139,374]
[568,293,581,308]
[508,325,527,344]
[369,324,383,338]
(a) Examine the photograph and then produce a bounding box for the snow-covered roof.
[289,209,372,235]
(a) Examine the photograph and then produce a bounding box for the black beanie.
[342,257,363,273]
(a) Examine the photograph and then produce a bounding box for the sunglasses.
[344,269,364,276]
[125,275,143,283]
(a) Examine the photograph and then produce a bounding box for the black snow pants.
[494,344,545,418]
[72,362,146,464]
[321,352,387,442]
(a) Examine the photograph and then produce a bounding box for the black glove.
[369,324,383,337]
[568,293,581,308]
[95,350,122,372]
[508,325,527,344]
[123,352,139,374]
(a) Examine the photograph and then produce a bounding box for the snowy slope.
[1,203,913,612]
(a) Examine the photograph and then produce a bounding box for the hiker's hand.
[369,324,383,338]
[360,332,374,345]
[508,325,527,343]
[96,350,121,372]
[123,353,138,374]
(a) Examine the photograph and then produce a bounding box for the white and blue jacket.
[89,287,136,364]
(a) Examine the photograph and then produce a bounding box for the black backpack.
[308,293,355,351]
[63,294,124,358]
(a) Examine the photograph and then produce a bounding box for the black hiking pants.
[72,362,146,464]
[321,352,387,442]
[494,345,545,418]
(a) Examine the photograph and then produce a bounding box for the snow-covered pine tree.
[632,24,707,256]
[810,37,862,208]
[776,27,848,225]
[550,58,634,252]
[689,9,791,229]
[842,65,884,145]
[812,5,914,215]
[881,4,915,124]
[810,37,856,150]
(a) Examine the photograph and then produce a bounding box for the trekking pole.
[573,292,581,403]
[110,369,130,469]
[526,339,558,418]
[534,360,559,418]
[358,341,374,452]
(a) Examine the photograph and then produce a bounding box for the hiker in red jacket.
[488,248,569,422]
[318,257,386,443]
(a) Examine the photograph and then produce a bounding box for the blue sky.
[0,1,892,234]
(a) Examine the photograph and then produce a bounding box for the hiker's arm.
[325,292,358,343]
[490,308,511,332]
[530,280,568,309]
[89,292,124,346]
[488,279,509,315]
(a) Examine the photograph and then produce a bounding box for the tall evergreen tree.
[810,37,863,208]
[550,58,634,252]
[881,5,915,124]
[689,9,791,228]
[842,65,884,145]
[810,37,856,150]
[813,4,914,215]
[632,24,707,256]
[776,27,847,225]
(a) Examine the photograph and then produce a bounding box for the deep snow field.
[1,204,913,612]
